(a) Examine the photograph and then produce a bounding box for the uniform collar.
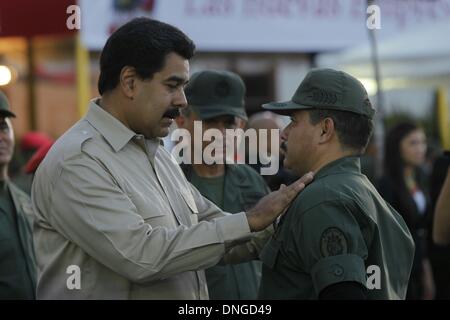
[85,99,135,152]
[314,155,361,180]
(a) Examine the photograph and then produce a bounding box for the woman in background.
[378,122,435,300]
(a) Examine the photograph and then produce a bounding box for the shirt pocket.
[178,188,199,226]
[127,189,166,221]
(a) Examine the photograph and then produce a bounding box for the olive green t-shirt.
[190,171,225,209]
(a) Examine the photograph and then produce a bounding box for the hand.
[245,172,314,232]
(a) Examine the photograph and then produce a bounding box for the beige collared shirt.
[31,100,252,299]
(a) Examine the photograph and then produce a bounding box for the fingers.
[282,172,314,201]
[282,182,303,204]
[290,172,314,193]
[297,172,314,186]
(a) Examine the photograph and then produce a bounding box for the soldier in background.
[176,70,270,299]
[0,91,36,299]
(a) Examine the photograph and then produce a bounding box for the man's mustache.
[163,107,180,119]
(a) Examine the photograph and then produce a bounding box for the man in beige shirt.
[31,18,312,299]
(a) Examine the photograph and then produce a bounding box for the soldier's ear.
[319,117,334,143]
[119,66,137,100]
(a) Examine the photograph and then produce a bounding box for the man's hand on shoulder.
[246,172,314,232]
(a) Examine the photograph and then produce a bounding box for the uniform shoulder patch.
[320,227,348,257]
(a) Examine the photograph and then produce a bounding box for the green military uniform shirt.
[258,156,415,300]
[183,164,270,299]
[0,180,37,299]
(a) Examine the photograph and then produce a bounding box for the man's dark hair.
[98,17,195,95]
[308,109,373,153]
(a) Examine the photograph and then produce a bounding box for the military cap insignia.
[320,227,348,257]
[309,89,337,104]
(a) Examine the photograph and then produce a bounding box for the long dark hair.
[384,122,420,179]
[383,122,426,228]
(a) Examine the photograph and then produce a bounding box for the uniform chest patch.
[320,227,348,257]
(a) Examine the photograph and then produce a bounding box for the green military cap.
[0,90,16,118]
[185,70,248,121]
[263,68,375,119]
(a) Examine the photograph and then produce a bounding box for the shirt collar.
[314,155,362,180]
[144,137,164,163]
[85,99,137,152]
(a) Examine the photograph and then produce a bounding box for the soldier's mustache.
[163,107,180,119]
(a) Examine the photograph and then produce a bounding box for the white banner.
[80,0,450,52]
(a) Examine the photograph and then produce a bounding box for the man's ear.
[319,117,335,144]
[119,66,137,99]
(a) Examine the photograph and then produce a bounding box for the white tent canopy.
[317,19,450,83]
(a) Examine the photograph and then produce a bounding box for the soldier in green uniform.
[176,70,270,299]
[0,91,36,299]
[258,68,415,299]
